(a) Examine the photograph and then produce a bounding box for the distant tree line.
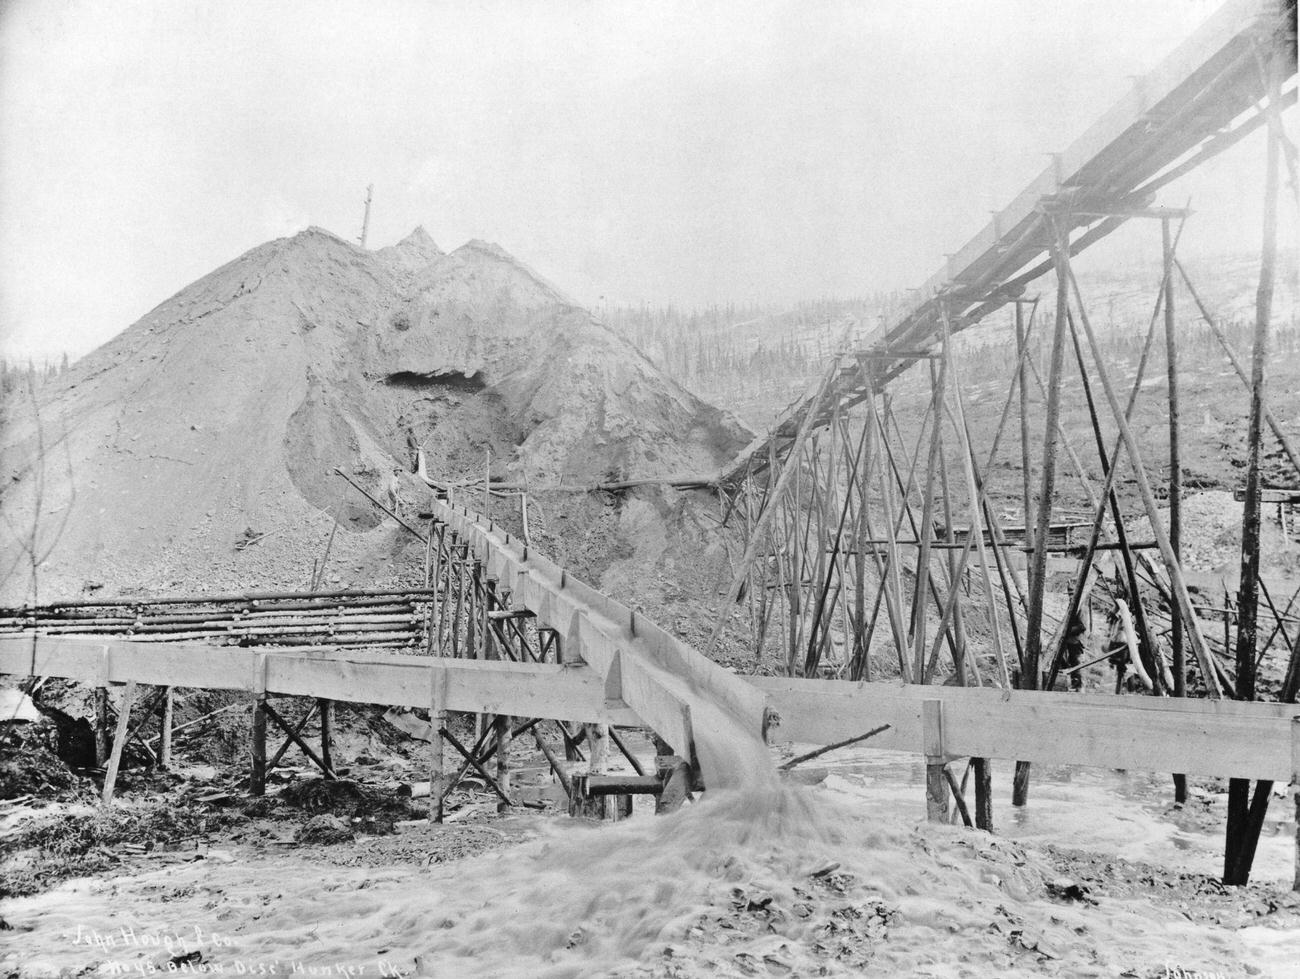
[608,292,1298,423]
[606,296,906,409]
[0,354,70,397]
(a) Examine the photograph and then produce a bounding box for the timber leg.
[101,680,137,807]
[251,692,267,797]
[431,708,448,823]
[92,686,110,767]
[1293,717,1299,892]
[1013,761,1031,807]
[319,698,333,773]
[494,714,512,814]
[159,687,173,770]
[569,722,608,818]
[923,700,948,823]
[973,757,993,831]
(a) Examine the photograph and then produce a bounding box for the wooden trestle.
[697,0,1298,883]
[2,489,1298,882]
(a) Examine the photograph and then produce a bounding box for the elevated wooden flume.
[2,0,1298,889]
[717,0,1297,491]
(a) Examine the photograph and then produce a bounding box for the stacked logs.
[0,588,436,651]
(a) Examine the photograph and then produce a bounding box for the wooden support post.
[100,680,137,807]
[1016,219,1070,807]
[469,560,483,742]
[923,699,948,823]
[250,655,267,797]
[708,362,841,651]
[425,520,440,655]
[319,698,333,774]
[935,406,968,682]
[1053,309,1164,696]
[430,667,448,823]
[941,303,1010,689]
[1164,215,1188,804]
[532,724,573,798]
[973,757,993,831]
[1293,716,1299,892]
[452,541,468,658]
[881,397,964,670]
[574,722,610,819]
[1015,302,1035,570]
[1063,260,1221,699]
[1040,237,1178,694]
[92,687,110,767]
[93,647,111,766]
[912,357,947,682]
[494,713,511,815]
[158,687,173,769]
[520,490,531,546]
[1226,68,1281,886]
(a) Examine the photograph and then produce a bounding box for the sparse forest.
[0,353,70,398]
[608,291,1299,433]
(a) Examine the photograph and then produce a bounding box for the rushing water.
[8,767,1294,978]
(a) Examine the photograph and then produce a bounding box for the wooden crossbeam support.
[441,726,512,808]
[101,680,137,807]
[262,700,336,779]
[251,655,268,796]
[265,699,322,774]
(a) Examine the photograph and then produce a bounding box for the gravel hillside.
[0,227,750,604]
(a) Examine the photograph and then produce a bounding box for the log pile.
[0,589,435,651]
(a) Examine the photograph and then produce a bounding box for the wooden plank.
[752,676,1297,782]
[1292,718,1299,891]
[432,500,771,748]
[100,679,136,807]
[266,654,635,725]
[0,637,255,691]
[0,636,640,727]
[751,675,1298,719]
[923,699,948,823]
[615,651,694,759]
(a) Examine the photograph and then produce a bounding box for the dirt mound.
[0,226,750,602]
[0,742,83,800]
[294,814,355,845]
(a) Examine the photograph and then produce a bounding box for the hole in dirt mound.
[383,370,484,392]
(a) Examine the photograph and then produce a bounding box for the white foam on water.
[683,699,776,792]
[7,780,1289,978]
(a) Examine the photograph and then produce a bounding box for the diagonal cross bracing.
[430,499,776,788]
[719,0,1297,490]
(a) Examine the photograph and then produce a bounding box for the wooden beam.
[0,637,641,727]
[751,676,1295,782]
[923,699,948,823]
[100,680,136,807]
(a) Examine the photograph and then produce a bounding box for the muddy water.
[683,699,775,792]
[7,764,1296,978]
[815,746,1296,886]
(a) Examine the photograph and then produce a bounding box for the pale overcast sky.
[0,0,1293,363]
